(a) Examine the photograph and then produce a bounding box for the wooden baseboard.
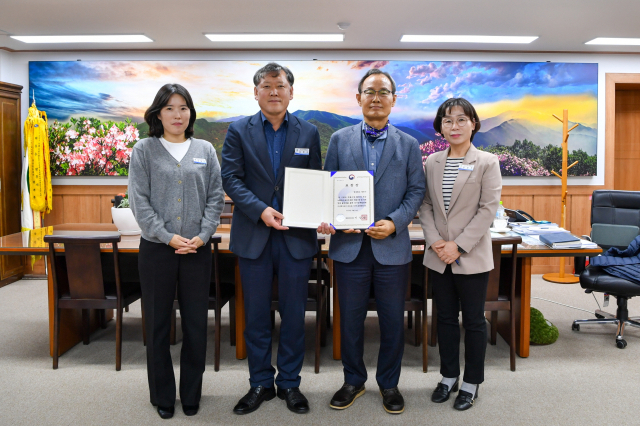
[0,275,23,289]
[23,274,48,279]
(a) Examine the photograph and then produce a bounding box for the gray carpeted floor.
[0,276,638,425]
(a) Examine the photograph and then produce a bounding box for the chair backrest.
[591,190,640,249]
[44,231,121,300]
[486,236,521,302]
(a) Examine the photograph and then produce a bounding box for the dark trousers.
[238,229,312,389]
[430,264,490,384]
[334,236,409,390]
[139,237,211,407]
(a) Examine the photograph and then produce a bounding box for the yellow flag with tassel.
[21,100,53,267]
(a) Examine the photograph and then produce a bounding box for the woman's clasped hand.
[169,234,204,254]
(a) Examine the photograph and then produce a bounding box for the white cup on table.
[493,218,508,229]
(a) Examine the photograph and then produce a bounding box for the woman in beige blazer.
[419,98,501,411]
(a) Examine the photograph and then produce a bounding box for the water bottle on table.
[493,201,509,230]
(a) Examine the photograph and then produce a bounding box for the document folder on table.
[539,232,581,249]
[281,167,375,230]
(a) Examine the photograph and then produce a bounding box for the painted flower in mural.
[420,138,551,177]
[49,117,139,176]
[420,136,450,164]
[495,152,550,176]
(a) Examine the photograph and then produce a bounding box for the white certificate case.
[282,168,375,230]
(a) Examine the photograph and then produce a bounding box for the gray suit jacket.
[324,123,426,265]
[419,144,502,274]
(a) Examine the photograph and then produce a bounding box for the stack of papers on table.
[577,239,598,249]
[527,234,597,249]
[511,225,565,236]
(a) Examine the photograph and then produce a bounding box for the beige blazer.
[419,144,502,274]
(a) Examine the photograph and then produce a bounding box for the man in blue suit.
[319,69,425,415]
[221,63,321,415]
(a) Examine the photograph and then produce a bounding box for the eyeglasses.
[362,89,393,98]
[441,117,472,128]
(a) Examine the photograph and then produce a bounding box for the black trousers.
[334,236,409,389]
[430,264,489,385]
[139,237,211,407]
[238,229,312,389]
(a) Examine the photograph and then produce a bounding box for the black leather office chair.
[573,190,640,348]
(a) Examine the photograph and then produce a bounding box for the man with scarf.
[318,69,425,414]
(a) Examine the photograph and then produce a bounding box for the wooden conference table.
[0,223,602,359]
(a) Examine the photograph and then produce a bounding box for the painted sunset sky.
[29,60,598,128]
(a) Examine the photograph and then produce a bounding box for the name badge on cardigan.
[459,164,474,171]
[294,148,310,156]
[193,158,207,164]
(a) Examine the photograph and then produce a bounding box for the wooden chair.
[270,241,330,373]
[428,236,521,371]
[45,231,142,371]
[170,237,236,371]
[407,253,430,372]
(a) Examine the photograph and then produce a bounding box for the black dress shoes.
[454,385,479,411]
[277,387,310,414]
[156,405,175,419]
[182,404,199,416]
[233,386,276,415]
[379,387,404,414]
[329,383,366,410]
[431,379,459,403]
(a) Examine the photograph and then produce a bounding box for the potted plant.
[111,191,141,235]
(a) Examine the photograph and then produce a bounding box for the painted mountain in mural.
[292,110,430,147]
[474,110,597,155]
[33,60,598,176]
[292,110,359,128]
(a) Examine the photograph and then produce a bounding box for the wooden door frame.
[605,73,640,189]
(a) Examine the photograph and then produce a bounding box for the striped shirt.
[443,158,464,213]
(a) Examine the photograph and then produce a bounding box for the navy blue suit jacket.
[221,111,322,260]
[324,123,426,265]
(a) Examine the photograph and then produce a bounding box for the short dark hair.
[253,62,294,87]
[358,68,396,94]
[433,97,481,142]
[144,84,197,138]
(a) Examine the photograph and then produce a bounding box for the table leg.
[422,274,428,372]
[496,256,531,358]
[235,259,247,360]
[332,264,341,360]
[518,257,532,357]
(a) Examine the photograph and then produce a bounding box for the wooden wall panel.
[569,194,592,238]
[46,195,65,226]
[100,195,115,223]
[61,195,101,223]
[500,195,534,216]
[44,185,126,226]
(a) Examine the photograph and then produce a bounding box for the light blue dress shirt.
[361,121,387,173]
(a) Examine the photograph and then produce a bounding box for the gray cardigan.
[128,136,224,245]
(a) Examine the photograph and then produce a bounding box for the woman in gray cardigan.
[129,84,224,419]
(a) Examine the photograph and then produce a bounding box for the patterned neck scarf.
[363,121,389,143]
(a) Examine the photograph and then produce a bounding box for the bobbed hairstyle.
[253,62,295,87]
[144,83,197,138]
[358,68,397,94]
[432,97,481,142]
